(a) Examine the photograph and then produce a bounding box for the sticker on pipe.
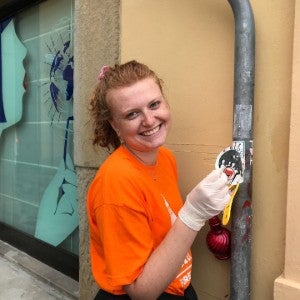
[215,146,244,185]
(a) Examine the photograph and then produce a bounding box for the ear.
[109,119,120,136]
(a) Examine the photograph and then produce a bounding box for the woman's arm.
[124,218,196,299]
[124,169,230,299]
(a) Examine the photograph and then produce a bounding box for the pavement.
[0,240,79,300]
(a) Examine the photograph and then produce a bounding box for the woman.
[87,60,230,299]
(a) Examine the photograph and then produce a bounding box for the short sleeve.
[93,172,154,287]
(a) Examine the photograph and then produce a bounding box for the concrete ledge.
[0,240,79,299]
[274,275,300,300]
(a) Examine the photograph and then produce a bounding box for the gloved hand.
[178,169,230,231]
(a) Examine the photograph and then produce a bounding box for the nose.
[142,110,155,126]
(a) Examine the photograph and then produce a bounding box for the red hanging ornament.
[206,216,231,260]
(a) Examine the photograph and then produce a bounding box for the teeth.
[142,125,160,136]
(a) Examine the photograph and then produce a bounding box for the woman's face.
[107,77,171,155]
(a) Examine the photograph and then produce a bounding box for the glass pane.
[0,0,78,255]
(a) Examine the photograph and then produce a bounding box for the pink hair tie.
[97,65,110,81]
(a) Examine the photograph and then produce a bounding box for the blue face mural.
[0,19,27,136]
[0,20,11,123]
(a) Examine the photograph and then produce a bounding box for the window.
[0,0,78,279]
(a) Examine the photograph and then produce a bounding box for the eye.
[125,111,139,120]
[149,100,161,110]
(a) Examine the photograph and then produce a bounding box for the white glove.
[178,169,230,231]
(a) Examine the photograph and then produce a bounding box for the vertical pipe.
[227,0,255,299]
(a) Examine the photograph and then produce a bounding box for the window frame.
[0,0,46,22]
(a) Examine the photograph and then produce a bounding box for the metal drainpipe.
[227,0,255,299]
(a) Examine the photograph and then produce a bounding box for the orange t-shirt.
[87,146,192,295]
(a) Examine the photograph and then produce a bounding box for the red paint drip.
[242,200,251,209]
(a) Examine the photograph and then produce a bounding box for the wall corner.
[74,0,121,299]
[274,275,300,300]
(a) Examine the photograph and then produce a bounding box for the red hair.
[89,60,164,150]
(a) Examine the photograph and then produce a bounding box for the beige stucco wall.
[274,0,300,298]
[120,0,293,299]
[74,0,298,299]
[121,2,233,298]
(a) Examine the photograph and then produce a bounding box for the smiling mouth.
[141,125,161,136]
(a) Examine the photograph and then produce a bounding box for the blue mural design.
[35,20,78,247]
[49,41,74,111]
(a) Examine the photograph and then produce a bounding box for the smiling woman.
[87,60,231,299]
[107,77,171,165]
